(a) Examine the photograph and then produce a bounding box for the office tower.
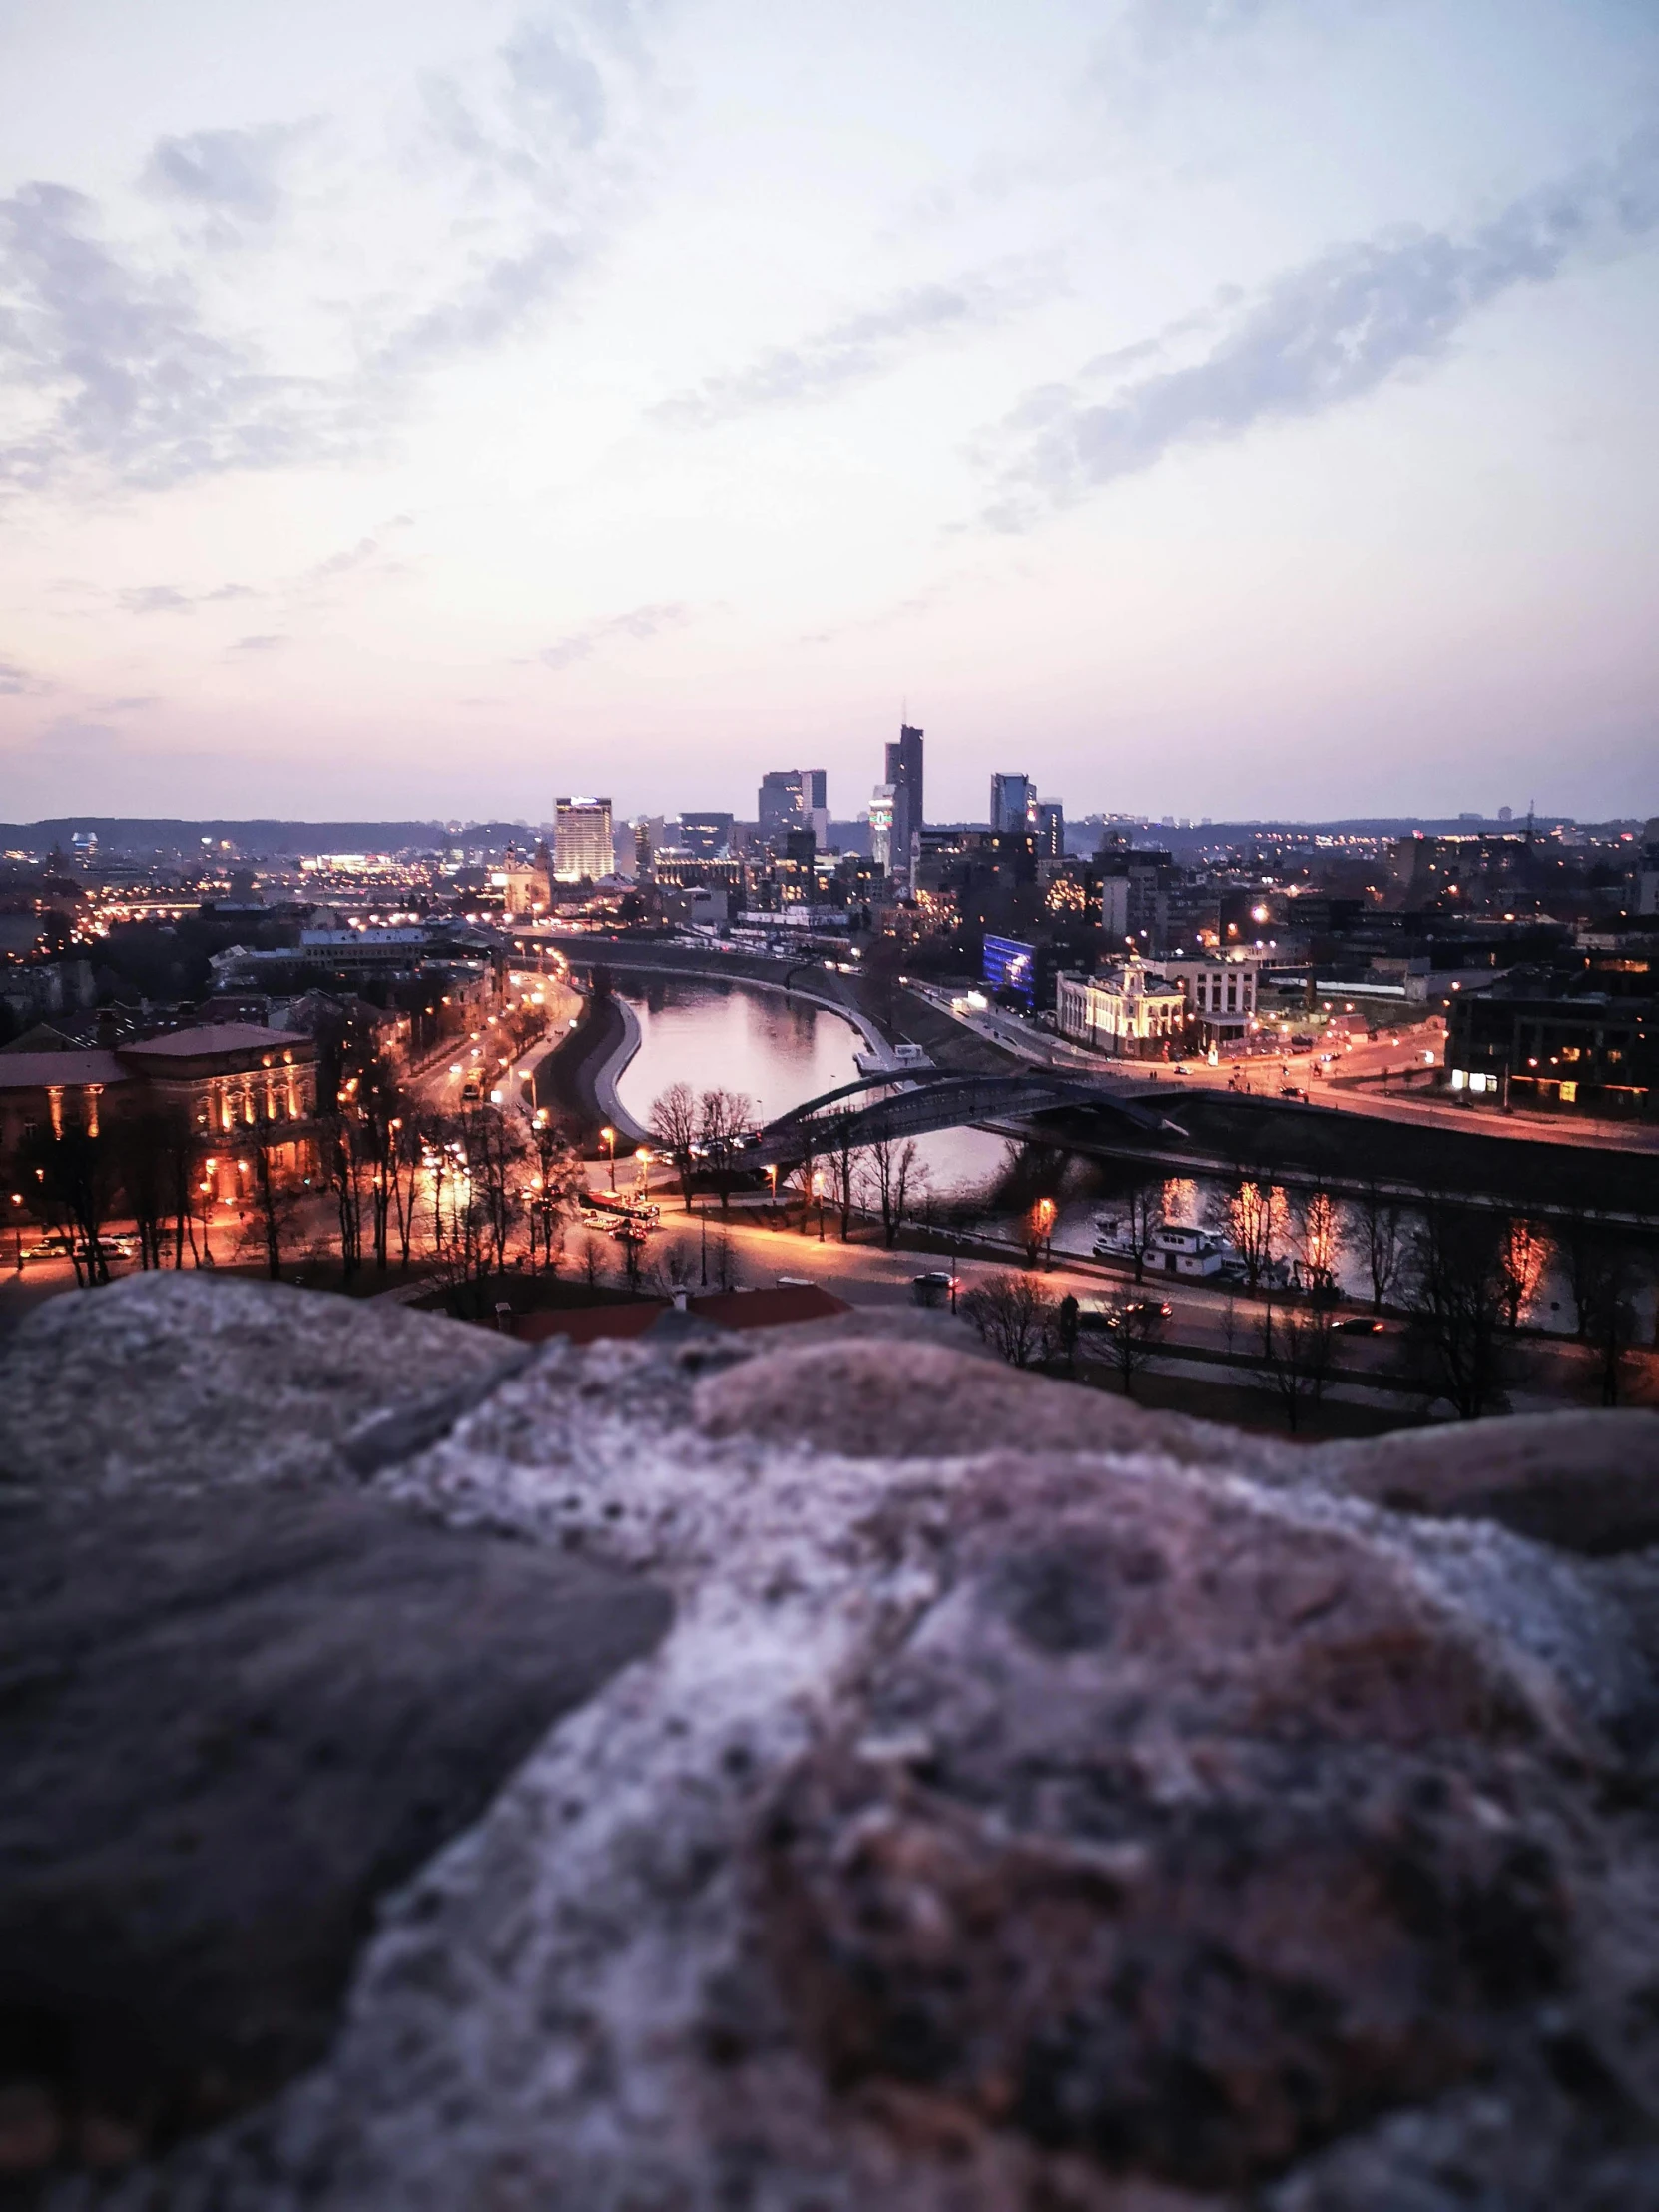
[869,786,896,874]
[758,768,830,848]
[1036,800,1065,859]
[553,796,614,882]
[678,812,735,859]
[990,773,1035,834]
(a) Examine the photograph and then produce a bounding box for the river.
[614,975,1607,1331]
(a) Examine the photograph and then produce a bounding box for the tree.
[249,1118,304,1280]
[1354,1179,1406,1313]
[823,1112,864,1241]
[1567,1228,1642,1406]
[527,1110,577,1273]
[1210,1172,1281,1295]
[1094,1291,1165,1399]
[650,1081,701,1212]
[868,1135,925,1249]
[1498,1214,1547,1332]
[1404,1196,1512,1420]
[1122,1177,1166,1284]
[115,1106,189,1271]
[1290,1185,1340,1298]
[1257,1292,1336,1433]
[1056,1291,1080,1374]
[698,1088,754,1213]
[960,1270,1055,1369]
[20,1122,119,1287]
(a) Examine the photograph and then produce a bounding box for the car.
[1170,1063,1189,1074]
[911,1270,956,1308]
[1091,1297,1172,1331]
[1280,1085,1306,1101]
[461,1082,481,1101]
[1334,1315,1385,1335]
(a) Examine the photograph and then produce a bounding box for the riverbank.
[533,996,650,1147]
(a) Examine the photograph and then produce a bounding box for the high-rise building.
[990,773,1035,835]
[758,768,829,848]
[553,796,614,882]
[1036,801,1065,859]
[884,723,924,870]
[868,786,896,875]
[677,812,734,859]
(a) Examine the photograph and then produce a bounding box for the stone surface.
[0,1273,517,1494]
[6,1280,1659,2210]
[694,1336,1292,1474]
[1313,1409,1659,1554]
[0,1483,671,2177]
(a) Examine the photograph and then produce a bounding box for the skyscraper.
[1036,800,1065,859]
[882,724,923,894]
[990,773,1034,834]
[553,796,614,882]
[758,768,829,849]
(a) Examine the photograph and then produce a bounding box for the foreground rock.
[3,1279,1659,2209]
[0,1485,670,2176]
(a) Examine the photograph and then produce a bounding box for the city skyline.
[2,1,1656,825]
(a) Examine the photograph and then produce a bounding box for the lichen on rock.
[4,1276,1659,2210]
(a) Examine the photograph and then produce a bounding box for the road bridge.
[748,1069,1171,1167]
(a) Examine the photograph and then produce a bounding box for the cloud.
[232,633,289,651]
[0,657,41,695]
[113,581,259,613]
[104,694,161,711]
[374,230,579,373]
[539,601,691,669]
[0,181,364,492]
[141,125,300,223]
[984,129,1659,527]
[657,263,1060,428]
[119,584,196,615]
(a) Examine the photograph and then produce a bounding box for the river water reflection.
[615,977,1588,1327]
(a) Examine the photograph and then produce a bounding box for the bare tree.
[1290,1185,1341,1298]
[650,1081,701,1211]
[698,1088,755,1214]
[20,1122,119,1287]
[1499,1214,1547,1333]
[868,1135,925,1249]
[1209,1172,1281,1295]
[1405,1196,1512,1420]
[1122,1177,1166,1284]
[1568,1228,1642,1406]
[526,1111,577,1274]
[1354,1180,1406,1313]
[249,1118,304,1281]
[115,1106,187,1271]
[1093,1291,1165,1398]
[823,1112,864,1241]
[579,1232,605,1290]
[1257,1292,1336,1433]
[960,1270,1055,1369]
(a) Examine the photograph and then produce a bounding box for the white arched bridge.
[744,1067,1170,1169]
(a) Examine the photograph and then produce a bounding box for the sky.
[1,0,1656,828]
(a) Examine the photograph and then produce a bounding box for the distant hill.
[0,820,540,857]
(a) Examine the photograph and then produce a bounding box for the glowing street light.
[1035,1196,1056,1268]
[601,1125,617,1190]
[812,1168,826,1242]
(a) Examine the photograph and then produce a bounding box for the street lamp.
[1035,1196,1056,1269]
[601,1125,616,1190]
[812,1169,826,1242]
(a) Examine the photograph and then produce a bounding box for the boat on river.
[1091,1215,1235,1279]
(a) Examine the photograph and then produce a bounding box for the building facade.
[1156,954,1262,1042]
[553,798,615,882]
[1055,966,1186,1058]
[990,773,1035,835]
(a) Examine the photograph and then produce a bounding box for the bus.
[578,1190,661,1235]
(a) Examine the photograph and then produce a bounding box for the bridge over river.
[745,1067,1174,1168]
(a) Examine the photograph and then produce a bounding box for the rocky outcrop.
[3,1277,1659,2209]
